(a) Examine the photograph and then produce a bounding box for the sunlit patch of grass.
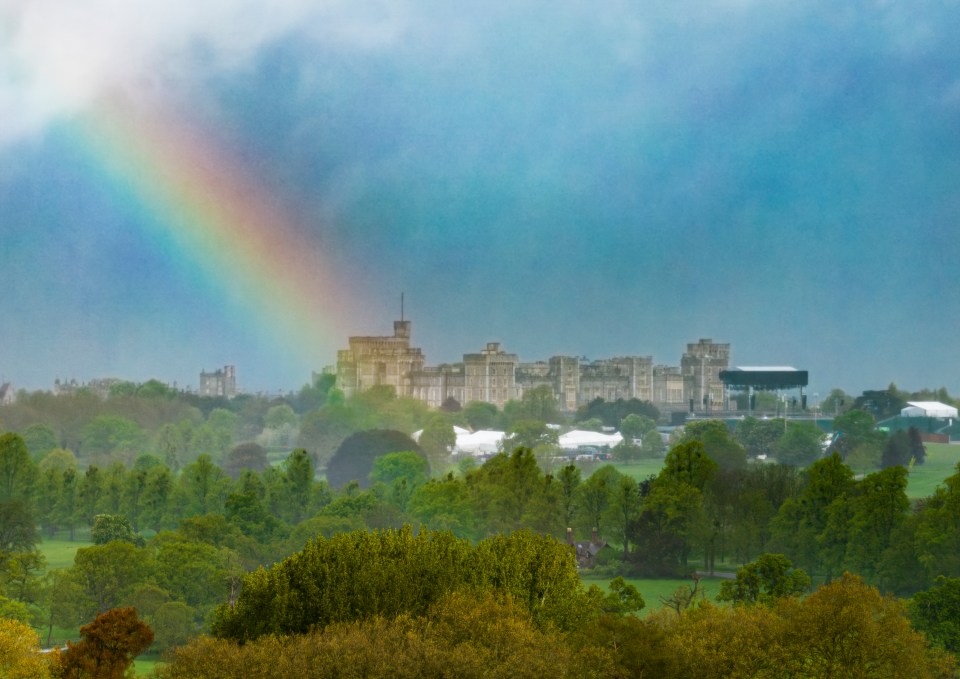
[906,442,960,499]
[581,575,722,616]
[36,535,92,572]
[134,654,164,677]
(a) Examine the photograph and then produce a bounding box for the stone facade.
[336,321,425,399]
[334,319,729,414]
[680,338,730,413]
[199,365,237,398]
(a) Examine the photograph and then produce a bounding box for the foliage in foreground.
[163,574,956,679]
[211,526,590,641]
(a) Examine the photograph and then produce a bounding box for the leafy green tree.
[38,568,82,646]
[71,542,150,617]
[776,420,825,466]
[820,388,851,416]
[150,601,196,652]
[279,448,314,524]
[909,576,960,654]
[577,417,605,432]
[153,539,227,611]
[326,430,423,489]
[775,574,953,679]
[152,422,188,472]
[717,553,810,605]
[418,416,456,472]
[556,464,581,529]
[844,465,909,582]
[604,474,640,558]
[577,398,659,428]
[212,527,592,643]
[408,476,477,539]
[619,414,656,441]
[470,448,548,533]
[1,549,46,606]
[91,514,144,547]
[514,385,561,424]
[831,408,884,461]
[0,432,35,501]
[613,438,643,463]
[660,440,717,491]
[79,416,144,460]
[264,404,297,430]
[296,405,359,468]
[677,420,746,470]
[57,607,154,679]
[881,430,912,468]
[462,401,499,431]
[176,454,230,517]
[225,471,282,542]
[640,430,664,458]
[734,416,784,458]
[575,465,620,536]
[77,465,104,527]
[0,499,39,561]
[0,617,51,678]
[223,442,268,480]
[505,419,559,452]
[22,423,58,460]
[140,464,174,532]
[369,451,427,512]
[767,453,854,573]
[908,426,927,465]
[56,467,81,540]
[637,479,706,571]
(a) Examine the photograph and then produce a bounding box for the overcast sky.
[2,1,958,397]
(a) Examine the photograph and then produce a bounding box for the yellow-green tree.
[0,617,51,678]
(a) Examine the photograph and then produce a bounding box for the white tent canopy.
[901,401,958,418]
[453,430,506,456]
[558,429,624,449]
[411,425,472,442]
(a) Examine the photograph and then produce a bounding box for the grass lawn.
[608,443,960,499]
[134,654,164,677]
[610,459,665,481]
[905,442,960,499]
[582,575,723,616]
[37,536,92,572]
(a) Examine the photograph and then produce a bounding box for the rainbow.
[73,95,355,375]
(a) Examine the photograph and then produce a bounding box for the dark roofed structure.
[720,366,808,391]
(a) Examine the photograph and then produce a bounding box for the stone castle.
[336,319,730,414]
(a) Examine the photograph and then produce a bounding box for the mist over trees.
[0,380,959,675]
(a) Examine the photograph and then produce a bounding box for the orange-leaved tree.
[55,607,153,679]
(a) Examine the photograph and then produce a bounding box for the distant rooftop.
[729,366,800,372]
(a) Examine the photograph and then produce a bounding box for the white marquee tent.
[901,401,958,418]
[558,429,624,450]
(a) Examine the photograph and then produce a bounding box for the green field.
[611,442,960,500]
[905,442,960,498]
[37,536,91,572]
[582,575,724,616]
[134,654,163,677]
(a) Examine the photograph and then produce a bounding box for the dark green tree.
[717,553,810,605]
[91,514,144,547]
[908,426,926,465]
[223,442,268,480]
[462,401,499,431]
[881,430,912,469]
[776,421,826,467]
[326,429,423,489]
[0,432,35,501]
[908,576,960,654]
[418,416,456,472]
